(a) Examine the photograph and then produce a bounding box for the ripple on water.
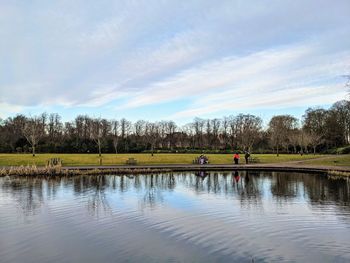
[0,172,350,263]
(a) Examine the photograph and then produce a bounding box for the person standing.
[244,151,250,164]
[233,152,240,164]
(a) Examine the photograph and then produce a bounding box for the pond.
[0,171,350,262]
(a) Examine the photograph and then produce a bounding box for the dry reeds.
[0,164,62,177]
[0,164,172,177]
[327,170,350,179]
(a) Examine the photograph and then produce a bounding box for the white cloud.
[120,41,349,116]
[0,102,23,119]
[171,84,346,119]
[0,0,349,120]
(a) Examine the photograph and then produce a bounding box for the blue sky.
[1,0,349,125]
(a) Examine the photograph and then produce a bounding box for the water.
[0,171,349,263]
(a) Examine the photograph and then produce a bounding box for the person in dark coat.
[244,151,250,164]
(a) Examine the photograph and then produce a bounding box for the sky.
[1,0,349,125]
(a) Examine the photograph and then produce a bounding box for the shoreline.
[1,164,350,178]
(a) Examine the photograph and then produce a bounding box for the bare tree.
[145,122,159,156]
[111,120,120,154]
[158,121,168,149]
[288,128,301,153]
[268,115,297,156]
[211,118,221,150]
[205,119,212,149]
[228,115,238,151]
[134,120,146,149]
[165,121,177,150]
[182,123,194,149]
[299,129,311,154]
[22,115,45,156]
[330,100,350,145]
[303,108,328,154]
[48,113,62,140]
[90,118,103,157]
[192,118,205,150]
[120,118,131,152]
[236,114,262,151]
[221,116,229,150]
[2,115,27,152]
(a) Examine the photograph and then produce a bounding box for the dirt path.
[266,155,337,165]
[255,155,350,172]
[284,156,335,164]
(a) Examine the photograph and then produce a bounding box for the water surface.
[0,171,350,262]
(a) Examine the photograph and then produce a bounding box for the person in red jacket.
[233,152,240,164]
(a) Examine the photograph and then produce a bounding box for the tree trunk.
[98,139,101,157]
[276,145,279,157]
[313,146,316,155]
[32,145,36,157]
[113,139,118,154]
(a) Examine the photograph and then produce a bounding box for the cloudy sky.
[1,0,349,124]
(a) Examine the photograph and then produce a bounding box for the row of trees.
[0,100,349,156]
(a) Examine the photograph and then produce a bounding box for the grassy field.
[298,155,350,167]
[0,153,338,166]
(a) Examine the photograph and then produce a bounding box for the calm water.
[0,171,350,263]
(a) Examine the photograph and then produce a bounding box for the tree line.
[0,100,349,156]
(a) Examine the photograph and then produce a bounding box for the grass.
[299,155,350,167]
[0,153,333,167]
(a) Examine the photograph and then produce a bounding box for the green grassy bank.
[298,155,350,167]
[0,153,340,166]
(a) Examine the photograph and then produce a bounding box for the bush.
[327,145,350,154]
[338,145,350,154]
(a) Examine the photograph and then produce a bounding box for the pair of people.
[233,151,250,164]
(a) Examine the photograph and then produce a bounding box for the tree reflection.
[270,172,300,201]
[1,172,349,219]
[140,174,164,208]
[238,171,264,209]
[1,177,46,216]
[86,175,111,217]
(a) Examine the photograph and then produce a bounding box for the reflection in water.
[86,176,111,217]
[0,172,350,262]
[142,174,165,209]
[195,170,208,179]
[1,172,349,217]
[1,177,46,216]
